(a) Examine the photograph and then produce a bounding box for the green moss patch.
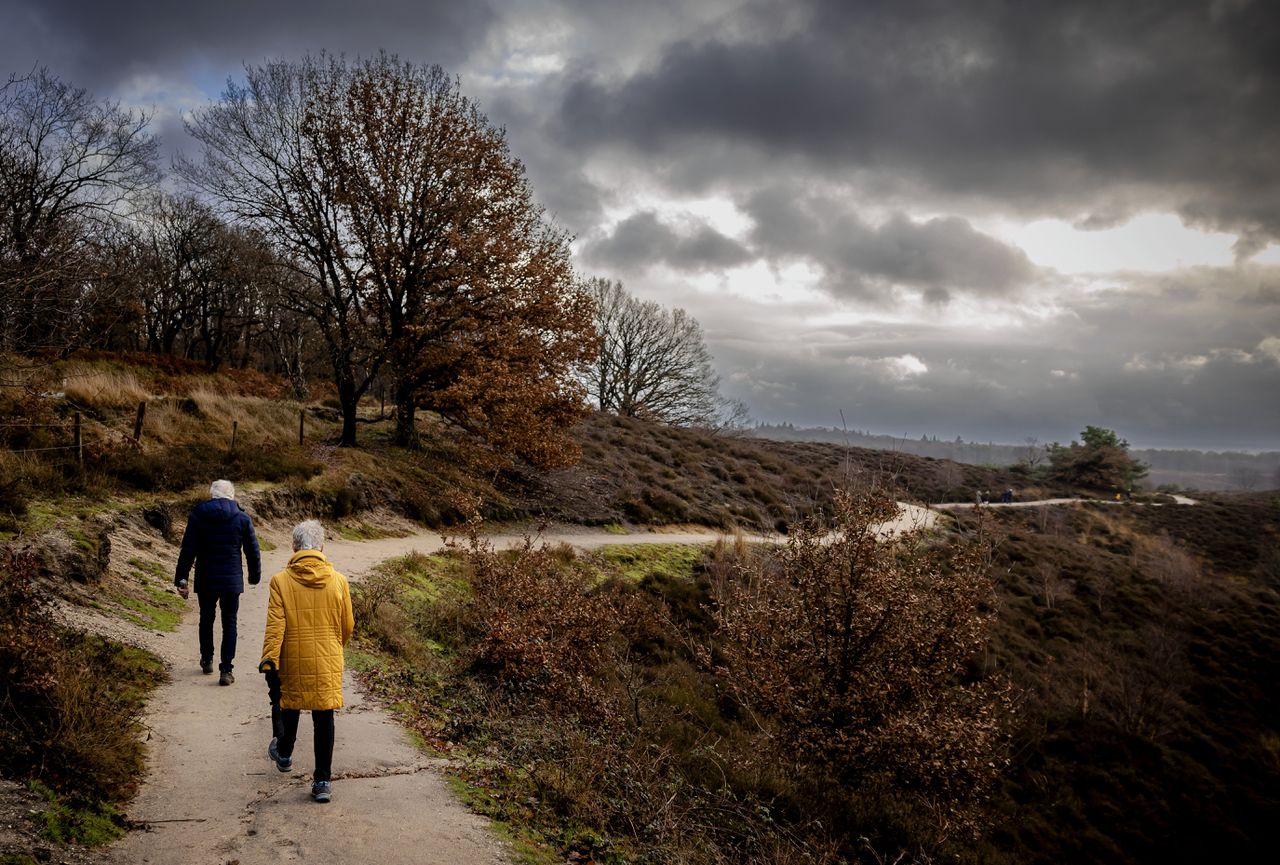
[26,781,125,847]
[592,543,705,582]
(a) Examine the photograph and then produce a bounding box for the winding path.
[103,494,1189,863]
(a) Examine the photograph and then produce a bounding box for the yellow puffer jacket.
[260,550,355,711]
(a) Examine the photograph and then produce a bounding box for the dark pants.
[197,589,240,673]
[266,670,335,782]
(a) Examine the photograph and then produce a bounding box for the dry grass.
[143,388,308,446]
[60,366,149,410]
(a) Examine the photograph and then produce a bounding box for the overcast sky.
[5,0,1279,449]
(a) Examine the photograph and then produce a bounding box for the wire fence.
[2,402,320,461]
[2,445,81,454]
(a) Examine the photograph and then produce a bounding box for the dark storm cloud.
[0,0,496,90]
[6,0,1276,448]
[745,188,1037,300]
[582,210,753,271]
[551,0,1280,249]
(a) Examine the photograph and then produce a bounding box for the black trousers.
[196,589,240,673]
[266,670,335,782]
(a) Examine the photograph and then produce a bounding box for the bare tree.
[587,278,742,428]
[1229,465,1261,492]
[1019,436,1046,472]
[132,193,216,355]
[1036,560,1072,609]
[180,56,381,445]
[0,68,158,353]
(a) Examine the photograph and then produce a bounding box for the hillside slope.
[4,357,1278,864]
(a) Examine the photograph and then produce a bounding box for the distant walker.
[174,479,261,686]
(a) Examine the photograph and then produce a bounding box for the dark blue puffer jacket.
[174,498,262,593]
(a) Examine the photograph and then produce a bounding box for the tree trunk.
[338,378,359,447]
[393,378,418,448]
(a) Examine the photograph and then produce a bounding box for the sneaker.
[200,659,213,675]
[311,781,331,803]
[267,738,292,773]
[218,671,235,686]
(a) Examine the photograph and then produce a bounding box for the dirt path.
[102,502,940,865]
[932,494,1198,511]
[105,532,510,865]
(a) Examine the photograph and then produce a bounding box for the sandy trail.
[932,494,1198,511]
[105,532,510,865]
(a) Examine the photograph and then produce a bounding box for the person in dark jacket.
[175,479,261,685]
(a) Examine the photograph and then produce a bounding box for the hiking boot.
[200,659,213,675]
[218,671,235,686]
[267,738,292,773]
[311,781,331,803]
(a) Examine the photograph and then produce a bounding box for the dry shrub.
[462,539,623,715]
[377,497,1015,864]
[350,561,447,668]
[1132,531,1203,593]
[707,491,1012,844]
[0,549,161,800]
[1259,541,1280,587]
[0,452,61,523]
[352,566,402,630]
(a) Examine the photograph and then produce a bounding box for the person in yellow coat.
[259,519,354,803]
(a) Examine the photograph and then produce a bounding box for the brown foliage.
[308,54,597,461]
[461,539,627,716]
[707,491,1011,838]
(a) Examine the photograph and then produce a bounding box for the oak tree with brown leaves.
[312,55,595,462]
[183,54,595,460]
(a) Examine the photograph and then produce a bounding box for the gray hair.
[292,519,325,552]
[210,479,235,500]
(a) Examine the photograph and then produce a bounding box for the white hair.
[292,520,325,552]
[210,479,235,500]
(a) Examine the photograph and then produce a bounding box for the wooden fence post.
[133,401,147,442]
[299,409,305,446]
[230,420,238,453]
[73,412,82,463]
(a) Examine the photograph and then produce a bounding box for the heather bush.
[355,494,1011,864]
[0,550,163,801]
[706,492,1011,848]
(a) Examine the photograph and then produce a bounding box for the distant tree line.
[1,60,742,463]
[754,423,1280,491]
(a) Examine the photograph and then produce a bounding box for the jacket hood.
[286,550,333,588]
[196,497,242,524]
